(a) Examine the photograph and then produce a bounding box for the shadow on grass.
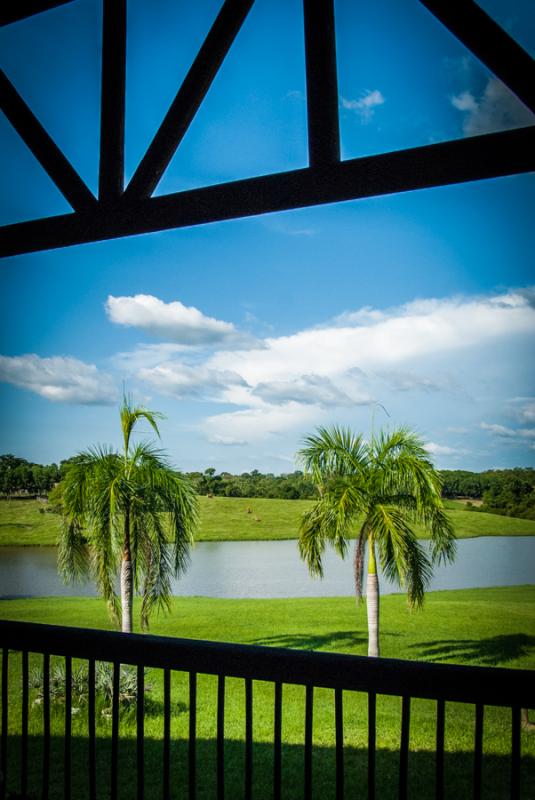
[4,735,534,800]
[409,634,535,666]
[251,630,368,651]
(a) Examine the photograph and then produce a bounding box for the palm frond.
[57,518,90,584]
[426,506,457,565]
[140,514,173,631]
[120,398,164,454]
[370,504,433,607]
[298,426,368,483]
[298,502,328,578]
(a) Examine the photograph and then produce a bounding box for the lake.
[0,537,534,599]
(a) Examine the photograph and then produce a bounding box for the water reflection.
[0,537,533,599]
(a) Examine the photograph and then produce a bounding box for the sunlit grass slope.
[0,496,534,546]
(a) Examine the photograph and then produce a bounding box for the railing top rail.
[1,620,533,708]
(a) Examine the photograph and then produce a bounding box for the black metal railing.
[0,619,533,799]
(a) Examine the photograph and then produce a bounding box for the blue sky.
[1,0,534,473]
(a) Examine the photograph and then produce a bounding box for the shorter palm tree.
[298,426,456,656]
[58,400,198,632]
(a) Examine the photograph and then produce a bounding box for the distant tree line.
[440,468,535,520]
[1,455,534,519]
[184,467,317,499]
[0,454,61,497]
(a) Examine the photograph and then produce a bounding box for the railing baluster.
[304,685,313,799]
[1,649,8,800]
[189,672,197,800]
[511,706,520,800]
[42,653,50,800]
[244,678,253,800]
[64,655,72,800]
[111,662,120,800]
[274,682,282,800]
[163,668,171,800]
[399,695,410,800]
[88,659,96,800]
[368,692,376,800]
[137,665,145,800]
[217,675,225,800]
[473,703,484,800]
[335,688,344,800]
[435,699,445,800]
[21,650,28,799]
[1,619,534,800]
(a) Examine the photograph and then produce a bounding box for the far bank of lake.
[1,497,535,546]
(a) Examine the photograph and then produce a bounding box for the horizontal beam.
[1,126,534,257]
[1,620,533,706]
[124,0,255,201]
[0,69,97,212]
[420,0,535,114]
[0,0,74,26]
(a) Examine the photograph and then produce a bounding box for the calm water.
[0,537,534,599]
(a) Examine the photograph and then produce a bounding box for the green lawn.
[1,496,534,546]
[1,588,534,798]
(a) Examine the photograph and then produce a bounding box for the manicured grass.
[1,588,534,798]
[1,496,534,547]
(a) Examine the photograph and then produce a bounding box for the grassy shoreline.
[0,496,534,546]
[1,588,534,799]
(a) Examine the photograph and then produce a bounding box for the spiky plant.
[298,426,456,657]
[58,399,198,632]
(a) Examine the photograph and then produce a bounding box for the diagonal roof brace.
[420,0,535,114]
[123,0,255,202]
[0,69,97,212]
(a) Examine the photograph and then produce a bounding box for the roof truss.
[1,0,534,258]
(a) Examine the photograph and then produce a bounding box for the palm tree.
[298,426,456,657]
[58,400,198,632]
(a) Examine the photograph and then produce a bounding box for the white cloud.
[451,78,534,136]
[105,294,254,347]
[203,403,322,446]
[0,354,117,405]
[425,442,458,456]
[341,90,385,122]
[208,289,535,388]
[509,399,535,425]
[138,363,248,401]
[451,91,478,113]
[113,343,191,372]
[207,435,248,446]
[252,374,371,408]
[199,288,535,444]
[481,422,535,443]
[377,370,456,393]
[480,422,517,437]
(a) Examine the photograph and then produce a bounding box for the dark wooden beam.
[2,126,533,258]
[98,0,127,202]
[420,0,535,114]
[303,0,340,166]
[0,69,97,212]
[123,0,255,201]
[0,1,74,27]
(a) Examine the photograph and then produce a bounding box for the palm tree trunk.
[367,538,380,657]
[121,507,133,634]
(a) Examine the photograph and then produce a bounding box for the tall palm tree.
[298,426,456,657]
[58,400,198,632]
